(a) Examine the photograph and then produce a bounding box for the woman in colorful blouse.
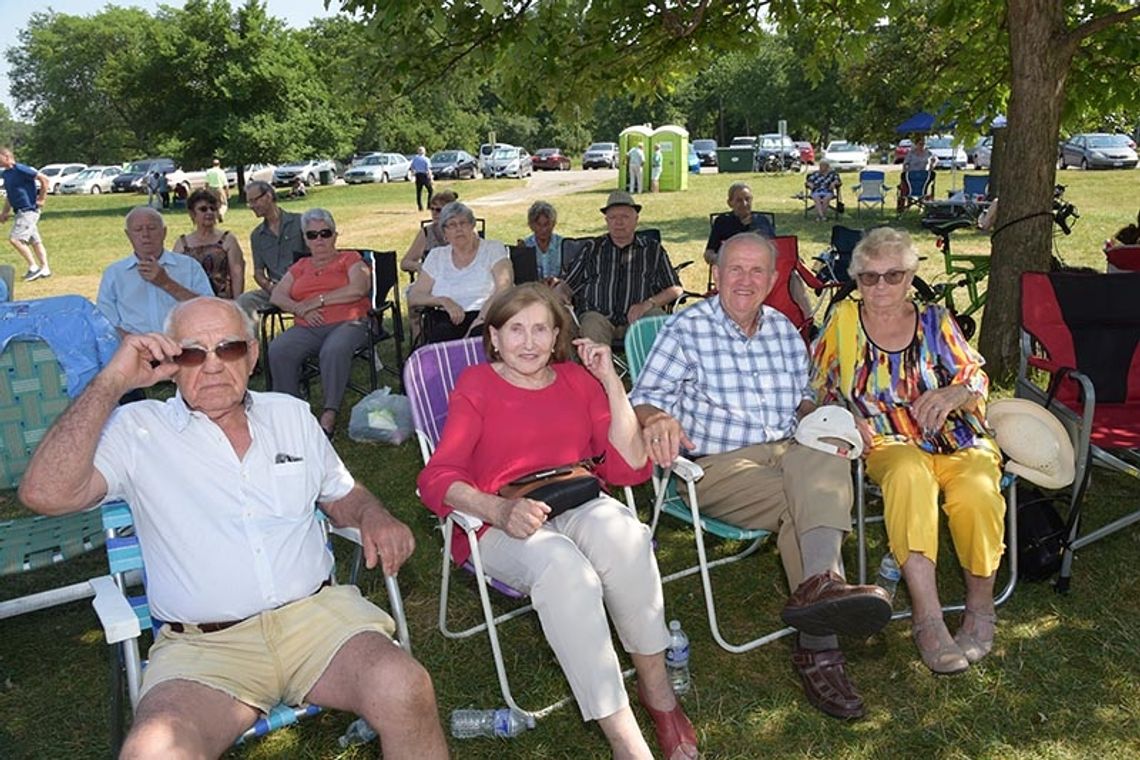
[268,208,372,439]
[172,188,245,299]
[811,227,1003,675]
[804,160,841,221]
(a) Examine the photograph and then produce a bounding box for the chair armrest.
[90,575,141,645]
[329,524,362,545]
[670,456,705,482]
[448,510,485,532]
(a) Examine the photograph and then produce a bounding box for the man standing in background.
[410,146,433,211]
[205,158,229,221]
[626,142,645,194]
[0,147,51,281]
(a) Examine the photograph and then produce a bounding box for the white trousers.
[478,495,669,721]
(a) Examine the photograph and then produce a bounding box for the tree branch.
[1068,5,1140,46]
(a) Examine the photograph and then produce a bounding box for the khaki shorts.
[10,210,41,243]
[140,585,396,712]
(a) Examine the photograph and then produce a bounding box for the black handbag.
[1016,482,1067,582]
[499,463,601,517]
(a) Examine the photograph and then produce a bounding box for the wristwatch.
[319,294,326,307]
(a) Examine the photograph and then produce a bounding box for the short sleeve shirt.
[421,238,508,312]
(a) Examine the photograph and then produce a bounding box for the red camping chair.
[1017,271,1140,592]
[1104,244,1140,273]
[766,235,834,343]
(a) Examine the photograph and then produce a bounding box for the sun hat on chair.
[795,406,864,460]
[987,398,1076,490]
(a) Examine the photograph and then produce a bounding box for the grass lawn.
[2,168,1140,758]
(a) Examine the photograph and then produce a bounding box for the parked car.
[225,164,277,186]
[40,163,87,193]
[430,149,479,180]
[823,141,870,172]
[111,157,178,193]
[688,144,701,173]
[794,141,816,165]
[927,135,968,169]
[478,142,513,174]
[692,139,719,167]
[757,134,801,171]
[729,136,758,149]
[344,153,412,184]
[1058,133,1139,170]
[58,165,121,195]
[486,147,533,178]
[894,139,913,164]
[582,142,618,169]
[273,159,338,187]
[532,148,572,171]
[971,137,994,169]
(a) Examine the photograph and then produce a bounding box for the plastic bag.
[348,387,413,445]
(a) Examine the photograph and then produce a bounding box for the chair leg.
[109,642,127,755]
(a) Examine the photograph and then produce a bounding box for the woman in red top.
[417,283,698,760]
[268,208,371,438]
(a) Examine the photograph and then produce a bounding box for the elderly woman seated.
[418,283,697,760]
[400,188,460,274]
[268,208,372,439]
[172,188,245,299]
[406,201,512,344]
[804,160,841,221]
[521,200,565,282]
[811,227,1004,675]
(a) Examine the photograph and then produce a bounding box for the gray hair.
[165,297,256,342]
[850,227,920,275]
[245,180,276,202]
[124,205,165,231]
[439,201,475,229]
[717,232,777,269]
[301,207,337,233]
[726,182,752,201]
[527,200,558,226]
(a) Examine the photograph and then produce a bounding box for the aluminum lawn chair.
[854,170,890,217]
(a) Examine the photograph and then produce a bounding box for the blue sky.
[0,0,342,120]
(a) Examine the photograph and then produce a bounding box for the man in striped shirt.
[630,232,890,722]
[561,191,683,345]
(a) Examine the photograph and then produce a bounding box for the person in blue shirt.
[521,200,565,281]
[410,146,433,211]
[0,147,52,282]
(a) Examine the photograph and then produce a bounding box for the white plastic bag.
[348,387,413,445]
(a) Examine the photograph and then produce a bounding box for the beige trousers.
[577,308,666,346]
[478,495,669,722]
[686,441,854,590]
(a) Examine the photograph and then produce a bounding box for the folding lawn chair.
[1104,244,1140,273]
[898,169,934,214]
[90,501,410,752]
[766,235,837,343]
[1017,271,1140,592]
[854,170,890,218]
[624,316,796,654]
[0,295,121,621]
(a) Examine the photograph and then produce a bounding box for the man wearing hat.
[560,191,683,345]
[629,232,891,721]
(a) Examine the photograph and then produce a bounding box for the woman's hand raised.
[574,338,618,384]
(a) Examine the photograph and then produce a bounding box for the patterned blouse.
[177,231,235,298]
[806,169,840,195]
[811,299,995,455]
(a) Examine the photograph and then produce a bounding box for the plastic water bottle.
[665,619,691,696]
[876,554,901,602]
[449,707,535,739]
[338,716,378,747]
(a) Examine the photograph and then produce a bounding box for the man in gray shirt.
[236,181,308,315]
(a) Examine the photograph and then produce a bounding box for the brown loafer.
[791,647,865,720]
[781,571,892,637]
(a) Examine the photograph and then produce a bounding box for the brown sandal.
[637,682,698,760]
[954,610,997,664]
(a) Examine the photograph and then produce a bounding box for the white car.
[822,141,869,172]
[225,164,277,186]
[273,159,338,187]
[927,135,968,169]
[972,137,994,169]
[40,163,87,193]
[344,153,413,184]
[59,165,122,194]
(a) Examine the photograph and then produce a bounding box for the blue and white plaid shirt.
[629,297,812,456]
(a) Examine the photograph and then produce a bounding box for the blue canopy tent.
[896,111,938,134]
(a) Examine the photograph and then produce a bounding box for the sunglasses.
[855,270,909,286]
[429,206,445,212]
[305,229,335,240]
[173,340,251,367]
[194,205,217,213]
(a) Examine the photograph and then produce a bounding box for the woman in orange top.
[268,208,371,438]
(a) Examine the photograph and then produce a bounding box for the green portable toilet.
[650,125,689,192]
[619,125,653,193]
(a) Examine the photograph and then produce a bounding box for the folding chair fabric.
[1105,244,1140,273]
[854,170,889,217]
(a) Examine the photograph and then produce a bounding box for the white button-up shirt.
[95,391,354,624]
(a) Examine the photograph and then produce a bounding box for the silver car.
[59,165,122,194]
[1058,133,1138,170]
[344,153,413,184]
[272,159,338,187]
[40,163,87,193]
[485,147,533,178]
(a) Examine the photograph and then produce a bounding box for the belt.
[166,580,331,634]
[14,207,38,214]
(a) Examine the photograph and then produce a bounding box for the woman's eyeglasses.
[304,229,335,240]
[429,206,445,213]
[194,205,217,214]
[173,340,250,367]
[855,270,908,286]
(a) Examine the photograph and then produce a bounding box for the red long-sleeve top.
[417,362,652,565]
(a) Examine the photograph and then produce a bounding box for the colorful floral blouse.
[811,299,995,455]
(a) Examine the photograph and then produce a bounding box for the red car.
[794,141,815,165]
[894,139,913,163]
[532,148,573,171]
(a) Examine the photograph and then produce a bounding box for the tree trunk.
[978,0,1076,381]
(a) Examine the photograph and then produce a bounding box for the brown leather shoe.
[781,570,892,637]
[791,647,865,720]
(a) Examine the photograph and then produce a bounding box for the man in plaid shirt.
[630,232,890,721]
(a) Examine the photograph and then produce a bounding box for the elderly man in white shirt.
[18,296,447,759]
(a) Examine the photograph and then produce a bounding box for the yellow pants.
[865,442,1005,577]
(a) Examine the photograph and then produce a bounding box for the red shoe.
[637,682,698,760]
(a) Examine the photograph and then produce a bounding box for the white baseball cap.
[987,398,1076,490]
[795,406,864,460]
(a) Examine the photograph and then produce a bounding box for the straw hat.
[795,406,864,460]
[600,190,642,214]
[987,398,1076,489]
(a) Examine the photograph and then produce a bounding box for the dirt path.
[466,168,618,208]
